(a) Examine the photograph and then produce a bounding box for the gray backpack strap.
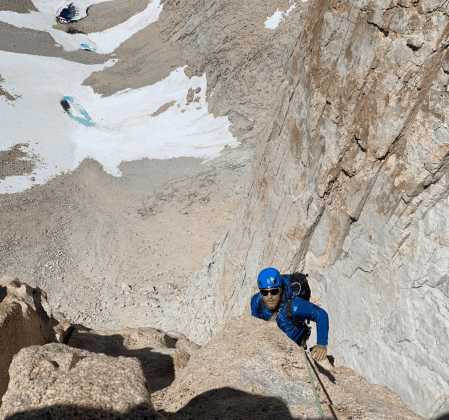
[258,298,265,314]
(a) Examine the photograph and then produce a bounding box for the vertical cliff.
[159,0,449,418]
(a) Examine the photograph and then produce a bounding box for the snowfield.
[0,0,163,53]
[0,0,238,194]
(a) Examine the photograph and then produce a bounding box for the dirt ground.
[0,144,35,180]
[0,21,110,64]
[0,0,37,13]
[0,74,15,102]
[83,21,185,96]
[0,146,251,330]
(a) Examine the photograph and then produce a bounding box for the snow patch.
[264,9,284,29]
[0,0,162,54]
[286,3,296,15]
[32,0,112,16]
[86,0,162,54]
[264,3,296,29]
[0,52,238,194]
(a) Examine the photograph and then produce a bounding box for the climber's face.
[260,287,282,310]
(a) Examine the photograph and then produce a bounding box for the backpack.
[258,272,311,316]
[288,272,311,302]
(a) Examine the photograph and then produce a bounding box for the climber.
[251,267,329,362]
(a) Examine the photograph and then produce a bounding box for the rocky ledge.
[0,279,421,420]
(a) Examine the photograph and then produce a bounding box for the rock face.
[0,343,162,420]
[158,0,305,141]
[158,1,449,417]
[156,315,421,420]
[0,276,70,403]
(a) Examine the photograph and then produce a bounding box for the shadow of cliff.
[4,387,332,420]
[66,327,175,393]
[165,387,323,420]
[435,415,449,420]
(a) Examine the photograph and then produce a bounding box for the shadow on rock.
[435,415,449,420]
[0,285,6,303]
[4,387,331,420]
[166,387,326,420]
[31,287,51,325]
[67,327,175,393]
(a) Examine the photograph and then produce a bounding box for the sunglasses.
[260,288,281,296]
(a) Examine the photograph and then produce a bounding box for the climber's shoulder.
[251,293,262,315]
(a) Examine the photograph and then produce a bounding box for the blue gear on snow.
[251,274,329,346]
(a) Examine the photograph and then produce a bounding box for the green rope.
[302,347,325,419]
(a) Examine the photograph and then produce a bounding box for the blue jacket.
[251,275,329,346]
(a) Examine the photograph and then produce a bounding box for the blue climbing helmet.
[257,268,281,289]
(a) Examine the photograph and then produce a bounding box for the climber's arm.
[251,293,262,318]
[290,299,329,346]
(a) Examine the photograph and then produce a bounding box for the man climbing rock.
[251,267,329,361]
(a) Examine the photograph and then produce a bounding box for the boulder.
[157,315,421,420]
[67,326,199,393]
[156,314,319,419]
[0,276,71,402]
[0,343,162,420]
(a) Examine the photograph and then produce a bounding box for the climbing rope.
[302,347,325,419]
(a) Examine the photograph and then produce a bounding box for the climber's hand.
[311,345,327,362]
